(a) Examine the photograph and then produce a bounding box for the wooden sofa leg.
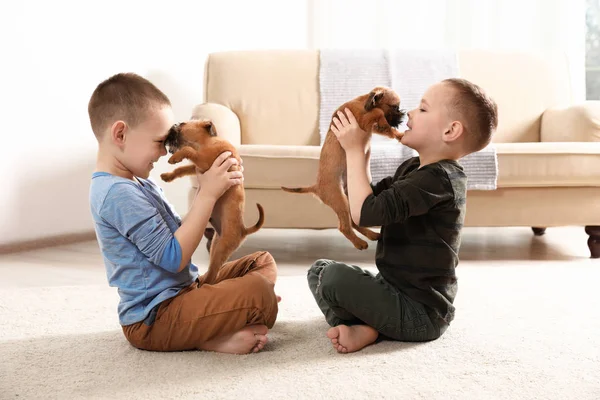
[532,227,546,236]
[585,226,600,259]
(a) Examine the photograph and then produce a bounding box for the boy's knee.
[307,259,335,286]
[319,262,350,283]
[253,251,277,284]
[244,273,277,309]
[255,251,275,268]
[246,273,278,327]
[314,262,350,298]
[307,258,335,276]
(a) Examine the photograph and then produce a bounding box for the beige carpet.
[1,262,600,400]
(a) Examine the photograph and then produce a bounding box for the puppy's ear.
[365,89,384,111]
[205,121,217,137]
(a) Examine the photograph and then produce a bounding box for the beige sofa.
[187,50,600,258]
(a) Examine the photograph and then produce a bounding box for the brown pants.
[122,251,279,351]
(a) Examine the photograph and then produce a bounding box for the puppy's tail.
[281,185,316,194]
[244,203,265,236]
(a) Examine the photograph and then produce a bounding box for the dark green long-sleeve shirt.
[360,157,467,324]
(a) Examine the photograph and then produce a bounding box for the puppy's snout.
[386,107,407,128]
[164,124,182,153]
[399,109,407,122]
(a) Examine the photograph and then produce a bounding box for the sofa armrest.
[191,102,241,146]
[541,101,600,142]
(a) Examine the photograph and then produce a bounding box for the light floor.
[0,226,595,288]
[1,226,599,400]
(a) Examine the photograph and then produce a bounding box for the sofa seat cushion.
[496,142,600,187]
[188,143,600,189]
[237,145,321,190]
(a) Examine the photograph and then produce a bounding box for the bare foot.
[326,325,379,353]
[199,325,269,354]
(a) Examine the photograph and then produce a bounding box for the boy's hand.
[194,158,244,190]
[196,151,243,201]
[331,108,370,154]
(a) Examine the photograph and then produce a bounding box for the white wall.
[0,0,309,246]
[310,0,586,102]
[0,0,587,246]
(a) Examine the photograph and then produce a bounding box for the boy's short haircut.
[442,78,498,153]
[88,73,171,140]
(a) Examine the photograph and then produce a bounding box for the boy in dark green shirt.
[308,78,498,353]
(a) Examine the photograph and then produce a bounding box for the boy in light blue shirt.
[88,73,278,354]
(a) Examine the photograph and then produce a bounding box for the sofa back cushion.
[205,50,320,146]
[204,49,573,145]
[458,50,572,143]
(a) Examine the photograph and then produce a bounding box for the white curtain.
[308,0,586,101]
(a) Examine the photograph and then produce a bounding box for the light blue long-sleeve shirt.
[89,172,198,326]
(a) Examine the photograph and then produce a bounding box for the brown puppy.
[160,120,264,285]
[282,86,405,250]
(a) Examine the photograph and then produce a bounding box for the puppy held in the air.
[282,87,405,250]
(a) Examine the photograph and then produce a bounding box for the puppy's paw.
[392,128,405,141]
[168,154,183,164]
[160,172,175,182]
[373,123,387,133]
[352,239,369,251]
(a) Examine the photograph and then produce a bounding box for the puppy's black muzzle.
[386,108,407,128]
[165,123,183,154]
